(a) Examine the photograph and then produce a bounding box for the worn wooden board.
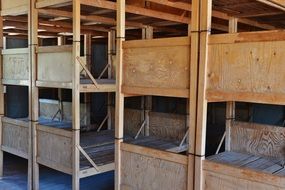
[36,125,73,174]
[2,48,29,82]
[149,112,187,141]
[122,37,190,97]
[121,147,188,190]
[37,46,72,84]
[203,160,285,190]
[207,38,285,104]
[230,121,285,159]
[111,107,142,137]
[2,118,29,158]
[1,0,29,15]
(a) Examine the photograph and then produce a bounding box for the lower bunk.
[203,121,285,190]
[120,142,191,190]
[204,152,285,190]
[1,117,29,159]
[36,119,114,178]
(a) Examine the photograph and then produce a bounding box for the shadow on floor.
[0,153,114,190]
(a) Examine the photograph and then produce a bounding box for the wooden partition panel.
[122,37,191,98]
[120,143,189,190]
[207,31,285,105]
[37,46,73,88]
[2,48,29,85]
[1,0,29,15]
[230,121,285,159]
[37,125,73,174]
[203,160,285,190]
[2,117,29,159]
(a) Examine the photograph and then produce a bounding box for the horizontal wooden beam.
[80,0,189,24]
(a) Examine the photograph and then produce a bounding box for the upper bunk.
[35,45,116,93]
[205,0,285,105]
[206,30,285,105]
[122,37,191,98]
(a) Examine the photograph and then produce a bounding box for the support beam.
[80,0,189,24]
[115,0,125,189]
[189,0,199,189]
[72,0,81,190]
[29,0,39,189]
[194,0,212,189]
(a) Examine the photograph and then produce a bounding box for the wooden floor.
[207,151,285,175]
[0,153,114,190]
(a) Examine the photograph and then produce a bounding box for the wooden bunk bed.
[117,18,191,190]
[0,1,32,189]
[36,119,114,178]
[203,30,285,190]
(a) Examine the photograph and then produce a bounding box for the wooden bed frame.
[36,45,116,93]
[36,121,115,178]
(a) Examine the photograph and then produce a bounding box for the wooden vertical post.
[83,34,91,126]
[107,31,114,130]
[57,36,64,121]
[115,0,125,189]
[194,0,212,189]
[225,17,237,151]
[29,0,39,189]
[72,0,81,189]
[142,26,153,136]
[0,6,4,178]
[189,0,200,189]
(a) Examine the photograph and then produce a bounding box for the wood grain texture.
[207,40,285,104]
[1,0,28,15]
[203,160,285,190]
[121,149,187,190]
[2,48,29,81]
[2,118,29,158]
[149,111,186,141]
[230,121,285,159]
[37,48,72,83]
[37,126,73,174]
[122,37,190,97]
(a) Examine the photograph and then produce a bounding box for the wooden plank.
[2,48,29,81]
[37,45,72,53]
[2,120,29,157]
[122,86,189,98]
[203,160,285,188]
[123,38,190,97]
[36,0,71,8]
[37,124,72,138]
[207,39,285,105]
[37,127,73,174]
[209,30,285,44]
[121,147,188,190]
[123,37,190,48]
[121,142,188,165]
[230,121,285,159]
[1,0,29,16]
[37,49,72,83]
